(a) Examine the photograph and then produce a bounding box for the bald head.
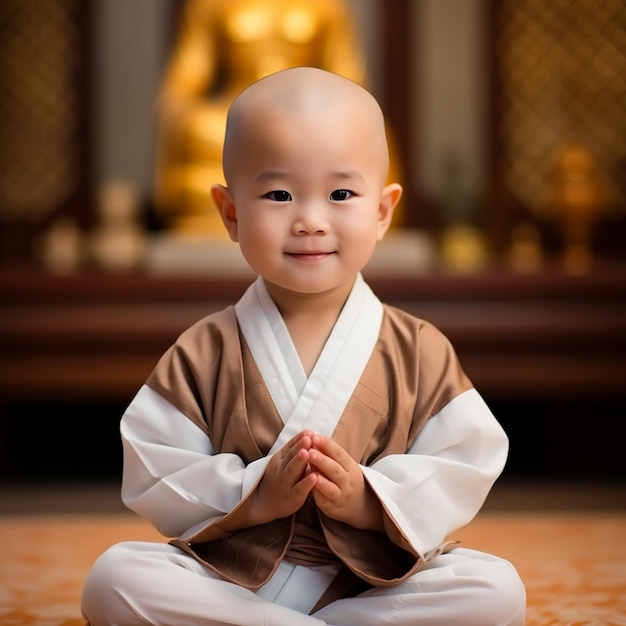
[221,67,390,184]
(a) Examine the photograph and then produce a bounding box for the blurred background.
[0,0,624,508]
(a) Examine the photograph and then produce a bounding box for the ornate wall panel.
[494,0,625,221]
[0,0,90,260]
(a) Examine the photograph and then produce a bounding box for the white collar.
[235,274,383,450]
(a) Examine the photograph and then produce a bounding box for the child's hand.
[253,430,318,524]
[307,434,384,531]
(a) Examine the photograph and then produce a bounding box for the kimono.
[82,274,526,625]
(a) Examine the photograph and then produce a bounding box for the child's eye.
[330,189,352,201]
[264,190,292,202]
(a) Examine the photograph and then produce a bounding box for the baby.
[81,67,526,625]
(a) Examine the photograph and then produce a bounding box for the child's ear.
[211,184,239,242]
[377,183,403,240]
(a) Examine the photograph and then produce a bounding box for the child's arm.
[120,386,318,539]
[309,389,508,588]
[120,385,272,539]
[361,388,508,553]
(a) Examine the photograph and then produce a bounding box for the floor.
[1,480,625,626]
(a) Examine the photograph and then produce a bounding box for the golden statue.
[153,0,404,237]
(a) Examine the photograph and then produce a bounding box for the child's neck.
[265,280,355,377]
[285,307,339,376]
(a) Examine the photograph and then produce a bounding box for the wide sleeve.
[363,387,508,555]
[120,309,270,539]
[121,385,269,539]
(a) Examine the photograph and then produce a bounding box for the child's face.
[214,103,398,296]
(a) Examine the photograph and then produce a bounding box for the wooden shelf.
[1,263,625,403]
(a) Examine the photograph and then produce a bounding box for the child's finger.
[311,435,352,471]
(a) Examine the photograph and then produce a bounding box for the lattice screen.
[496,0,625,218]
[0,0,82,224]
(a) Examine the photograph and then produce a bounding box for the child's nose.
[292,203,330,235]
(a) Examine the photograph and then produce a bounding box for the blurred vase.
[548,142,607,273]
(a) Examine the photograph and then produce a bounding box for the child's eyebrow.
[256,170,289,183]
[255,168,366,183]
[331,169,366,181]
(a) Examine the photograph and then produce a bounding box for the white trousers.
[81,541,526,626]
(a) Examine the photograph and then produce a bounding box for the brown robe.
[145,303,471,607]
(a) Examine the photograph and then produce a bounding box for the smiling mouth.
[286,251,334,261]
